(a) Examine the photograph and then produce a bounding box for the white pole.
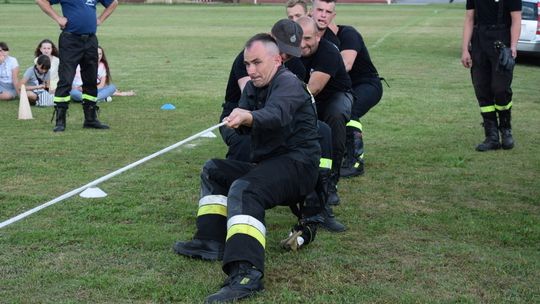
[0,122,226,229]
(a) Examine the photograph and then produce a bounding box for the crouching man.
[173,33,321,303]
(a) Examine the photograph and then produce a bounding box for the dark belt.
[62,31,95,39]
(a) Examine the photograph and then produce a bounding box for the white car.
[518,0,540,55]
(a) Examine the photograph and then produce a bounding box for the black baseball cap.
[271,19,303,58]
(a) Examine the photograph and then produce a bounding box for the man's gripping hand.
[223,108,253,128]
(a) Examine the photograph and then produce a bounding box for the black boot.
[327,171,340,206]
[341,127,365,178]
[173,238,224,261]
[320,203,346,232]
[51,104,68,132]
[83,102,109,129]
[476,115,501,152]
[316,169,346,232]
[498,110,514,150]
[205,262,264,303]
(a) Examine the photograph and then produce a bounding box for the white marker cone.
[79,187,108,198]
[18,85,33,120]
[200,131,217,138]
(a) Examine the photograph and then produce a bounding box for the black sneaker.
[173,239,224,261]
[205,262,264,303]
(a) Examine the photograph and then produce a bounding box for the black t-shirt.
[301,39,352,103]
[224,50,246,104]
[322,29,340,49]
[223,51,306,103]
[337,25,379,84]
[466,0,522,26]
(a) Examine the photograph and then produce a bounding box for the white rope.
[0,122,226,229]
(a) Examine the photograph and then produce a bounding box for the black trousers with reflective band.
[316,92,352,173]
[470,27,513,112]
[197,156,318,273]
[55,32,98,103]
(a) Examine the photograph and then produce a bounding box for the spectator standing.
[461,0,521,151]
[36,0,118,132]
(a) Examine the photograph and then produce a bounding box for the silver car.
[518,0,540,55]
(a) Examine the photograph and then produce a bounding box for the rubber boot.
[173,239,224,261]
[321,202,346,232]
[83,102,109,129]
[52,104,68,132]
[341,127,365,178]
[476,114,501,152]
[498,110,514,150]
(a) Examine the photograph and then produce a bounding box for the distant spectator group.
[0,40,134,106]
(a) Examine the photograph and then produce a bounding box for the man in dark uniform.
[220,20,306,162]
[297,16,353,207]
[220,19,345,232]
[37,0,118,132]
[311,0,383,178]
[461,0,521,151]
[174,34,321,303]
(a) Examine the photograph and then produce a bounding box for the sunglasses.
[0,48,8,51]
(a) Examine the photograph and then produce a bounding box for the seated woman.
[34,39,60,93]
[0,42,20,101]
[21,54,53,106]
[70,46,133,102]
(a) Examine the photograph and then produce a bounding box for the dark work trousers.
[318,121,333,165]
[196,156,318,274]
[351,78,383,120]
[316,92,353,173]
[299,121,332,218]
[54,32,99,106]
[470,26,514,116]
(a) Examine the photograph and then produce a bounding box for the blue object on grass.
[161,103,176,110]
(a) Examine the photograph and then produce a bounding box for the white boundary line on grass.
[370,10,441,49]
[0,122,226,229]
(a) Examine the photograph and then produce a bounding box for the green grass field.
[1,3,539,303]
